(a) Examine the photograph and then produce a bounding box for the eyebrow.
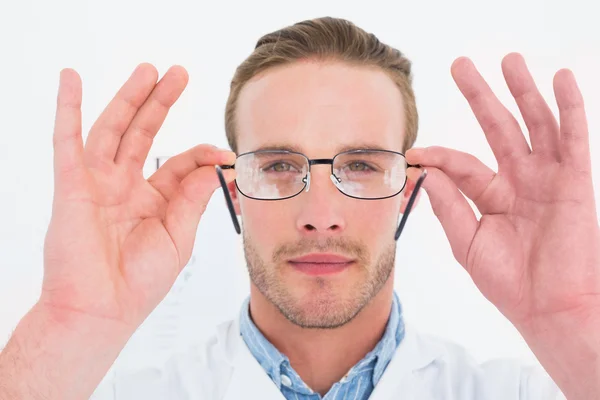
[337,143,391,153]
[251,142,394,154]
[252,144,304,153]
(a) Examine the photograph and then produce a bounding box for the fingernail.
[406,167,421,181]
[224,168,237,181]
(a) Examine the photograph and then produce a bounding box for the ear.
[227,180,241,215]
[400,172,422,214]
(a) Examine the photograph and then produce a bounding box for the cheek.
[239,195,402,248]
[349,198,401,240]
[240,199,295,246]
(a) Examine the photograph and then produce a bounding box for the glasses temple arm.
[215,165,241,234]
[394,168,427,241]
[216,161,424,238]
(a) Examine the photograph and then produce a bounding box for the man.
[0,16,598,399]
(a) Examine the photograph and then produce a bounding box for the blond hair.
[225,17,418,153]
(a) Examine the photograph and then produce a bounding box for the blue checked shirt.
[239,292,405,400]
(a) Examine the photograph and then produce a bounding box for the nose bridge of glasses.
[309,158,334,166]
[305,158,336,193]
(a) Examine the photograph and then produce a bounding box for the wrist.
[516,307,600,399]
[0,301,135,400]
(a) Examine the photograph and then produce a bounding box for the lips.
[288,253,354,276]
[289,253,354,263]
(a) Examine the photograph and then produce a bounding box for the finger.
[148,145,236,201]
[451,57,531,163]
[53,69,88,199]
[114,66,189,168]
[84,64,158,165]
[406,146,498,213]
[163,166,236,268]
[554,68,591,172]
[501,53,560,158]
[407,166,478,267]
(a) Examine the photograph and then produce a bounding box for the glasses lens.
[234,151,309,200]
[333,150,407,199]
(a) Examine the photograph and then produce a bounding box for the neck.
[248,276,395,395]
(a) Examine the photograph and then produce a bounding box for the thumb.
[163,165,235,268]
[408,166,478,267]
[53,69,88,202]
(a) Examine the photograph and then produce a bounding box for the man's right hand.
[43,63,236,332]
[0,64,236,399]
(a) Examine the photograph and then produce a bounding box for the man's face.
[232,60,409,329]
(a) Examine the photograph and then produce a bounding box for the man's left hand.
[406,53,600,399]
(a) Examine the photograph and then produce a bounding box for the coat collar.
[220,307,441,400]
[220,316,285,400]
[238,293,405,390]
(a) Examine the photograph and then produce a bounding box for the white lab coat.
[91,316,566,399]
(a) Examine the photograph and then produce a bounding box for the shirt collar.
[238,297,288,388]
[239,291,405,389]
[338,291,404,386]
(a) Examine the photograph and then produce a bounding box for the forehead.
[235,60,406,156]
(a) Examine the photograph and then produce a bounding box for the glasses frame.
[223,149,417,201]
[214,148,427,241]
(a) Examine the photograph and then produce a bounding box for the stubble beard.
[244,234,396,329]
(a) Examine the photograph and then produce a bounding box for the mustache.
[272,237,370,263]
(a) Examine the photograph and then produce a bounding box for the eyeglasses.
[215,148,427,241]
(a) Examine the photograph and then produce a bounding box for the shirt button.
[281,375,292,387]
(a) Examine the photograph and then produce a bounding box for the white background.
[1,0,599,376]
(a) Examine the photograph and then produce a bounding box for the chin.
[275,281,365,329]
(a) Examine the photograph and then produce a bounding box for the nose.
[295,167,347,236]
